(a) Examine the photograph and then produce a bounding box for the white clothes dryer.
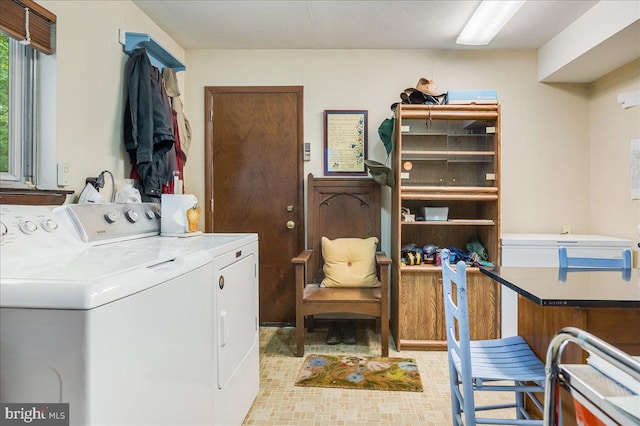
[129,234,260,426]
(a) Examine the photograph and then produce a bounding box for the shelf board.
[402,132,493,137]
[399,104,498,112]
[402,186,498,193]
[400,185,498,200]
[402,219,495,226]
[401,193,498,201]
[398,104,499,120]
[402,150,496,156]
[402,132,447,136]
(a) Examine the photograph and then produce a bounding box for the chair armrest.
[375,251,392,265]
[375,252,391,288]
[293,250,314,296]
[292,249,313,264]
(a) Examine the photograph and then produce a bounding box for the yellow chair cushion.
[321,236,381,288]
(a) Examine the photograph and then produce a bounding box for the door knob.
[286,220,295,229]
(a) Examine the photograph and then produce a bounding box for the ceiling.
[132,0,639,82]
[133,0,599,49]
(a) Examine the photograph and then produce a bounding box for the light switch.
[303,142,311,161]
[57,163,70,186]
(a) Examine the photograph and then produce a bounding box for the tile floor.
[242,326,514,425]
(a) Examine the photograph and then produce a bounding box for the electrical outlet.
[562,224,571,234]
[119,28,127,45]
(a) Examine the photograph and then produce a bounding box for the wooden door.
[204,86,303,325]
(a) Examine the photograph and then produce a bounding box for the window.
[0,0,56,192]
[0,32,37,185]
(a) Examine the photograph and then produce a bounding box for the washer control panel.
[62,203,161,244]
[0,205,79,251]
[0,203,162,252]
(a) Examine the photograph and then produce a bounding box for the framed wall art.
[324,110,368,175]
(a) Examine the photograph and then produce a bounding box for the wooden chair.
[292,174,391,357]
[441,249,546,425]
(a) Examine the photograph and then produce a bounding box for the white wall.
[37,0,638,257]
[185,49,592,252]
[38,0,185,200]
[589,58,640,246]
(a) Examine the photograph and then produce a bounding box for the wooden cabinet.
[390,104,502,351]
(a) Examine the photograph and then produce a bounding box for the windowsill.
[0,186,74,205]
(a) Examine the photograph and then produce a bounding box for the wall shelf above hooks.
[122,31,186,72]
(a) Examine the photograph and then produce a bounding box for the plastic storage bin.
[421,207,448,221]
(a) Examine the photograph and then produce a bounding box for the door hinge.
[209,109,213,122]
[210,198,214,211]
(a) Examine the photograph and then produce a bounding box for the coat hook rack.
[122,31,186,72]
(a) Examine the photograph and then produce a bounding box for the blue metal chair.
[558,247,632,269]
[441,249,546,425]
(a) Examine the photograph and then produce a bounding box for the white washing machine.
[0,203,259,426]
[500,233,633,337]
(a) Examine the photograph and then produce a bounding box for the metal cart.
[544,327,640,425]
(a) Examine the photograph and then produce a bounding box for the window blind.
[0,0,56,55]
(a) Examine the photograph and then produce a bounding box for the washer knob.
[41,218,59,232]
[0,222,7,237]
[104,212,118,224]
[145,210,155,220]
[125,209,139,223]
[19,220,38,234]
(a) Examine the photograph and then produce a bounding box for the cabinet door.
[399,118,497,188]
[467,273,501,340]
[398,271,445,344]
[396,270,500,348]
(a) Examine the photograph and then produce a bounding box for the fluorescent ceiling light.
[457,0,526,46]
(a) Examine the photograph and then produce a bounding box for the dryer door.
[215,249,258,389]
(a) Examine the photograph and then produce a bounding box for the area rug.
[294,354,423,392]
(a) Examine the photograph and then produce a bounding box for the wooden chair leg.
[381,320,389,357]
[380,326,389,356]
[296,315,305,357]
[306,315,315,332]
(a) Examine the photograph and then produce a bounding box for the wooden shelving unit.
[390,104,502,351]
